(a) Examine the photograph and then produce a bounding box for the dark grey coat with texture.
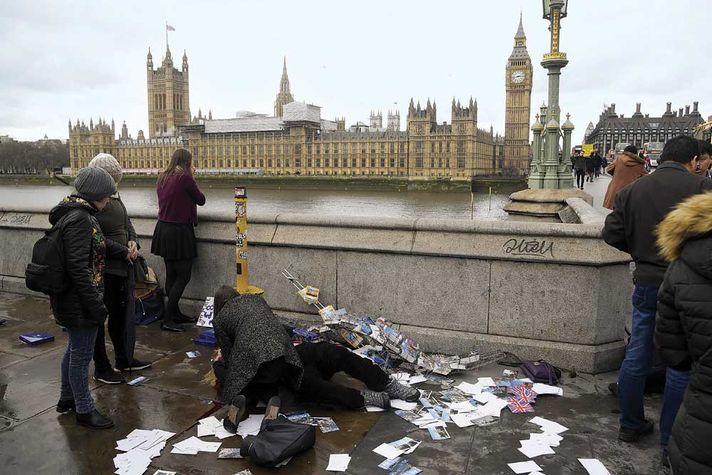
[213,294,303,405]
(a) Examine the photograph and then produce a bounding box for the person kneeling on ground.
[210,285,419,432]
[655,191,712,472]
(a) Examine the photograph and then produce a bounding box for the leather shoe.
[619,419,654,442]
[260,396,281,430]
[174,312,198,324]
[56,399,75,413]
[223,395,247,434]
[76,409,114,430]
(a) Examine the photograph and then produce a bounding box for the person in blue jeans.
[49,167,130,429]
[603,135,711,455]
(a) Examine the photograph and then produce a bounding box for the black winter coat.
[655,192,712,474]
[603,161,712,286]
[48,196,126,329]
[214,294,303,406]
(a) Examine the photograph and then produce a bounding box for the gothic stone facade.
[586,102,704,153]
[70,17,530,179]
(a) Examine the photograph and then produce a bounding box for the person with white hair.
[87,153,152,384]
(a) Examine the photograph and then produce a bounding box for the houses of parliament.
[69,16,533,179]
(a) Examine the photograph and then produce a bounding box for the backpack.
[520,360,562,385]
[25,215,71,295]
[239,415,316,467]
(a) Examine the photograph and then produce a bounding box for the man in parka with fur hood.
[655,191,712,473]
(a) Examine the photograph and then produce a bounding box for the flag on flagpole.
[166,24,175,31]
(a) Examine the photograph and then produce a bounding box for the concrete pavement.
[0,291,669,474]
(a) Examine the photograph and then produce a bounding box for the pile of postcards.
[281,269,503,375]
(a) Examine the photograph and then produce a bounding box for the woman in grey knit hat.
[88,153,152,385]
[50,167,130,429]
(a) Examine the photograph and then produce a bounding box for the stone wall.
[0,198,631,373]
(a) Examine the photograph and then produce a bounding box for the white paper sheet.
[449,400,477,412]
[365,406,386,412]
[507,460,543,474]
[532,383,563,396]
[450,412,475,428]
[529,416,569,434]
[578,458,611,475]
[473,392,498,404]
[518,439,556,458]
[390,399,418,411]
[408,375,428,385]
[326,454,351,472]
[477,377,496,387]
[373,443,403,459]
[235,414,265,438]
[455,381,482,395]
[529,432,563,447]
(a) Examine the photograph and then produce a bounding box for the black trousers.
[295,342,389,409]
[94,274,129,371]
[575,170,585,189]
[164,258,193,323]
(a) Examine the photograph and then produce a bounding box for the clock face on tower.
[511,70,525,83]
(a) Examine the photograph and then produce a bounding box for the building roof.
[283,102,321,123]
[203,116,284,134]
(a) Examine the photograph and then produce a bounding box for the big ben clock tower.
[504,14,533,175]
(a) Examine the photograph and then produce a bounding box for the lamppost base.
[235,284,265,295]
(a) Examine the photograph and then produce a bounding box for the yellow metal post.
[234,187,264,295]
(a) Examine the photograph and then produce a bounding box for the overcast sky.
[1,0,710,143]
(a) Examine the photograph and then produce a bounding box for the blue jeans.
[60,326,98,414]
[618,285,689,444]
[660,367,689,448]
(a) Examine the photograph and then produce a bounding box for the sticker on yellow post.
[297,286,320,304]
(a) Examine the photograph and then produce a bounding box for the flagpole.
[165,21,168,50]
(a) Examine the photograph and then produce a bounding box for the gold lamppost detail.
[529,0,573,189]
[234,187,264,295]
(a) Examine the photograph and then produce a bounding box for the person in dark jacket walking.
[52,167,129,429]
[603,135,712,445]
[151,148,206,332]
[585,152,597,182]
[655,191,712,473]
[572,150,586,189]
[211,286,419,432]
[88,154,152,384]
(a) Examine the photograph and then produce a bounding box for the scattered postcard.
[366,405,386,412]
[326,454,351,472]
[408,375,428,385]
[234,471,253,475]
[390,437,421,455]
[450,412,474,428]
[114,428,175,475]
[153,471,176,475]
[315,417,339,433]
[186,350,201,358]
[578,458,611,475]
[378,456,403,470]
[477,377,496,387]
[428,426,451,440]
[127,376,149,386]
[391,399,418,411]
[388,459,423,475]
[507,460,543,474]
[532,383,563,396]
[373,442,404,460]
[217,448,243,459]
[455,381,482,395]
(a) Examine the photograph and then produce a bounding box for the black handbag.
[239,415,316,467]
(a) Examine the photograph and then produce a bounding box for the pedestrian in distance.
[151,148,206,332]
[52,167,130,429]
[655,191,712,472]
[593,150,603,178]
[87,153,152,385]
[585,152,597,182]
[602,144,647,210]
[696,139,712,179]
[210,286,419,433]
[572,150,586,190]
[603,135,712,447]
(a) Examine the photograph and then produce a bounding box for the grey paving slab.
[0,384,212,475]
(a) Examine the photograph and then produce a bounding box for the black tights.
[164,258,193,323]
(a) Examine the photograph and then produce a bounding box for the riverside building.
[69,17,532,179]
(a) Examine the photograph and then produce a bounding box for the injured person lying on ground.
[208,285,420,433]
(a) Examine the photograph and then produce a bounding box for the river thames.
[0,183,516,220]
